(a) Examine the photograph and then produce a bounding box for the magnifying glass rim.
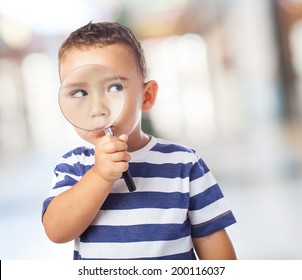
[58,63,125,132]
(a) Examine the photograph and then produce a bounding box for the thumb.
[118,134,128,143]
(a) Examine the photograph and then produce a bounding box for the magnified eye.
[71,90,88,98]
[108,83,123,92]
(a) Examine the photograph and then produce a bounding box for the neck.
[127,129,151,152]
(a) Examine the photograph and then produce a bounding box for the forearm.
[193,229,237,260]
[43,167,113,243]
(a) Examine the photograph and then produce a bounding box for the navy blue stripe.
[199,159,210,173]
[74,249,197,260]
[42,196,54,217]
[102,192,189,210]
[191,211,236,238]
[55,159,193,179]
[74,162,93,174]
[189,184,224,210]
[55,162,93,177]
[53,175,78,189]
[189,159,210,181]
[150,143,194,153]
[55,163,78,175]
[81,219,191,243]
[129,162,192,179]
[63,147,94,158]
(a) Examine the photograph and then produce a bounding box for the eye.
[108,83,123,92]
[71,90,88,98]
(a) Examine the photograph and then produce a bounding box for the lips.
[91,129,106,137]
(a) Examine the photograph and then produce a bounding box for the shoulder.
[149,137,208,172]
[151,137,211,175]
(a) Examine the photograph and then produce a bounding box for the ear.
[142,80,158,112]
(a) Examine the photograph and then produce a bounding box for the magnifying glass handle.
[104,127,136,192]
[122,170,136,192]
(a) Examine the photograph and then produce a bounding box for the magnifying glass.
[59,64,136,192]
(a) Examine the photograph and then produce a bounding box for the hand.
[93,134,131,183]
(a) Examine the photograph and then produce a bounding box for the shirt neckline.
[130,135,157,160]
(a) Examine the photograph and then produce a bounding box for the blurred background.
[0,0,302,259]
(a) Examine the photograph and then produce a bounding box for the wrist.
[89,167,114,190]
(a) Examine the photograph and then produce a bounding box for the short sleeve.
[188,158,236,238]
[41,146,94,218]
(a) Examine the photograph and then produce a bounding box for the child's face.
[59,44,146,145]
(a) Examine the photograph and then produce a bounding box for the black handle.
[104,127,136,192]
[122,169,136,192]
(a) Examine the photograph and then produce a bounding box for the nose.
[90,94,110,118]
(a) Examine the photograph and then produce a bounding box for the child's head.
[58,21,146,82]
[58,22,158,148]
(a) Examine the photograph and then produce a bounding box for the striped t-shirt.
[42,136,236,260]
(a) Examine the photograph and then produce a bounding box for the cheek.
[114,100,142,135]
[124,86,144,110]
[113,85,144,133]
[122,94,143,120]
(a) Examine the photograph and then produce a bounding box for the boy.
[42,21,237,260]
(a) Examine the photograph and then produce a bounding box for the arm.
[193,229,237,260]
[43,134,130,243]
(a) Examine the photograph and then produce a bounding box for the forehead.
[59,44,137,81]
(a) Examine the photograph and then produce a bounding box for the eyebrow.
[118,76,129,82]
[61,76,129,90]
[61,82,88,90]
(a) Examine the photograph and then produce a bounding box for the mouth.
[90,129,106,137]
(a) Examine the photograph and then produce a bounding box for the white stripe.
[91,208,188,226]
[82,156,95,166]
[111,176,190,193]
[77,236,193,259]
[188,198,231,225]
[190,171,217,197]
[132,150,197,164]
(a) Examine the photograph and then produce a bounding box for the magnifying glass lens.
[59,64,125,132]
[58,64,136,192]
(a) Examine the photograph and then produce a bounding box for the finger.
[118,134,128,143]
[95,134,115,145]
[114,161,129,173]
[102,139,128,154]
[111,151,131,162]
[95,135,127,152]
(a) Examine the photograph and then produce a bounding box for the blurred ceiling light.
[0,17,32,49]
[0,0,189,36]
[142,0,189,13]
[124,0,189,37]
[0,0,93,35]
